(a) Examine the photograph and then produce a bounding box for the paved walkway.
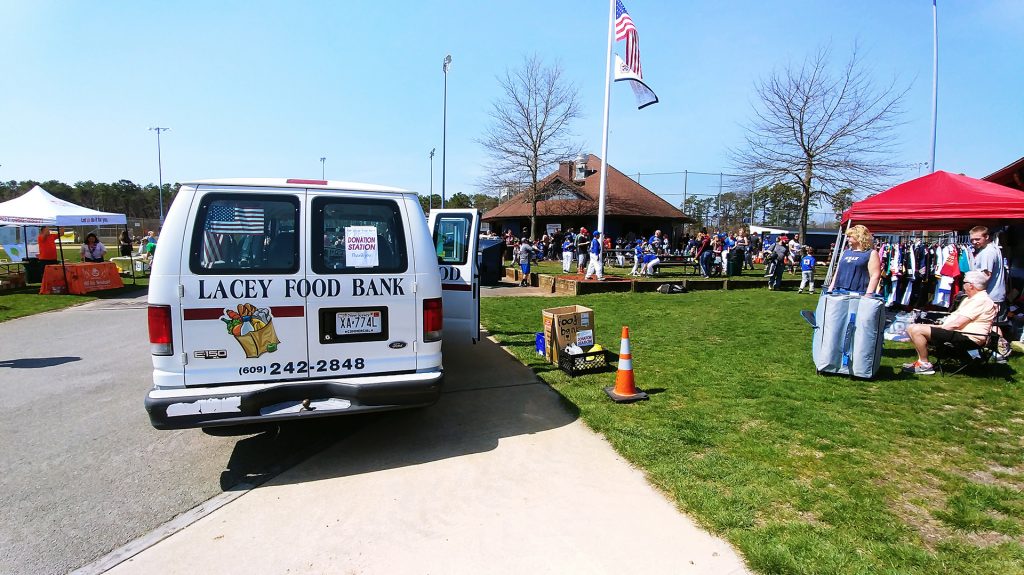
[480,279,558,297]
[105,334,750,574]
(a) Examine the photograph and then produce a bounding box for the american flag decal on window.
[206,205,265,234]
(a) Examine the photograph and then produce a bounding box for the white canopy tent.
[0,185,126,227]
[0,186,130,288]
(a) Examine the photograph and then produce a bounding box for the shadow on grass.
[882,346,913,358]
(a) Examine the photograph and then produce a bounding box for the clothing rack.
[943,231,970,244]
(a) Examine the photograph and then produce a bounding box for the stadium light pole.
[320,156,326,180]
[429,148,436,211]
[149,127,170,225]
[929,0,938,173]
[441,54,451,208]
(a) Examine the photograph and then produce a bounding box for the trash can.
[727,249,743,276]
[23,258,43,283]
[478,238,505,286]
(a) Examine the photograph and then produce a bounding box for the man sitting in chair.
[903,270,997,375]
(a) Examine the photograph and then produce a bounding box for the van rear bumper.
[144,370,443,430]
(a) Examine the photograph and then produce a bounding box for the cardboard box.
[541,305,595,363]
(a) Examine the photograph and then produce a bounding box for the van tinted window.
[190,194,300,274]
[432,214,472,265]
[312,197,408,274]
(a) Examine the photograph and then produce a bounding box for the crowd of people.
[500,226,820,282]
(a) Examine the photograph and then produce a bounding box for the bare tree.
[478,55,582,239]
[732,46,908,239]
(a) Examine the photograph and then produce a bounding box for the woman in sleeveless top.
[829,224,881,295]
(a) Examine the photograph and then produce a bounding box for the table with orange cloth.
[39,262,124,295]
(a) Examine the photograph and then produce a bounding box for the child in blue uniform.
[797,246,816,293]
[561,236,574,274]
[584,231,605,280]
[630,241,645,276]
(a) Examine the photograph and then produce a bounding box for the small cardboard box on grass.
[541,305,595,363]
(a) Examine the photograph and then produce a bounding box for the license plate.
[335,311,382,335]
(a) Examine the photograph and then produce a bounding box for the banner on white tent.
[55,215,126,226]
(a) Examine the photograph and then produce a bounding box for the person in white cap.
[584,231,605,281]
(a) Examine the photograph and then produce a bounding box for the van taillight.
[148,305,174,356]
[423,298,443,342]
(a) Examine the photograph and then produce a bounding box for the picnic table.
[601,251,700,274]
[651,255,700,274]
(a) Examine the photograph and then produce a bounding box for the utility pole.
[682,170,688,210]
[929,0,939,173]
[149,127,170,225]
[320,156,326,180]
[429,148,435,211]
[717,172,723,229]
[441,54,452,208]
[750,176,756,226]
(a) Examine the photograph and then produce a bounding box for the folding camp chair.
[929,329,1000,376]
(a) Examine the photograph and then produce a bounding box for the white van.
[144,178,479,429]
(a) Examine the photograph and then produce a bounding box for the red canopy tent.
[841,170,1024,232]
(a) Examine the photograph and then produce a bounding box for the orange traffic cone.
[605,326,649,403]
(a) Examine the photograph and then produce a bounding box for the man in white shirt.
[787,234,802,274]
[902,270,997,375]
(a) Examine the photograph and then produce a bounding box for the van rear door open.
[428,209,480,344]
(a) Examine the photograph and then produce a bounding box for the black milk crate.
[557,346,609,377]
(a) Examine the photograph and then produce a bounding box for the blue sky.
[1,1,1021,209]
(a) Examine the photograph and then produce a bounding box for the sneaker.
[994,353,1009,364]
[901,360,935,375]
[997,338,1011,357]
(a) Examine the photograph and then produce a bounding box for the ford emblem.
[389,341,407,349]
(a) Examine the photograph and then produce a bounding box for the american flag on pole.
[615,0,642,78]
[613,0,657,109]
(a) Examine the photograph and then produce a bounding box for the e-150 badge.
[221,303,280,358]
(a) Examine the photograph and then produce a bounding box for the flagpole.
[929,0,938,173]
[596,0,615,240]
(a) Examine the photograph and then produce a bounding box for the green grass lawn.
[0,277,148,323]
[1,244,150,323]
[481,291,1024,574]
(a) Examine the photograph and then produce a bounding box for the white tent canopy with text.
[0,185,126,227]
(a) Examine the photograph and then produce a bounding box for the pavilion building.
[481,154,692,242]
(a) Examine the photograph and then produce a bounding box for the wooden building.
[482,154,692,240]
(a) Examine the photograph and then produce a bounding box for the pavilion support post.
[56,232,70,295]
[822,221,850,294]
